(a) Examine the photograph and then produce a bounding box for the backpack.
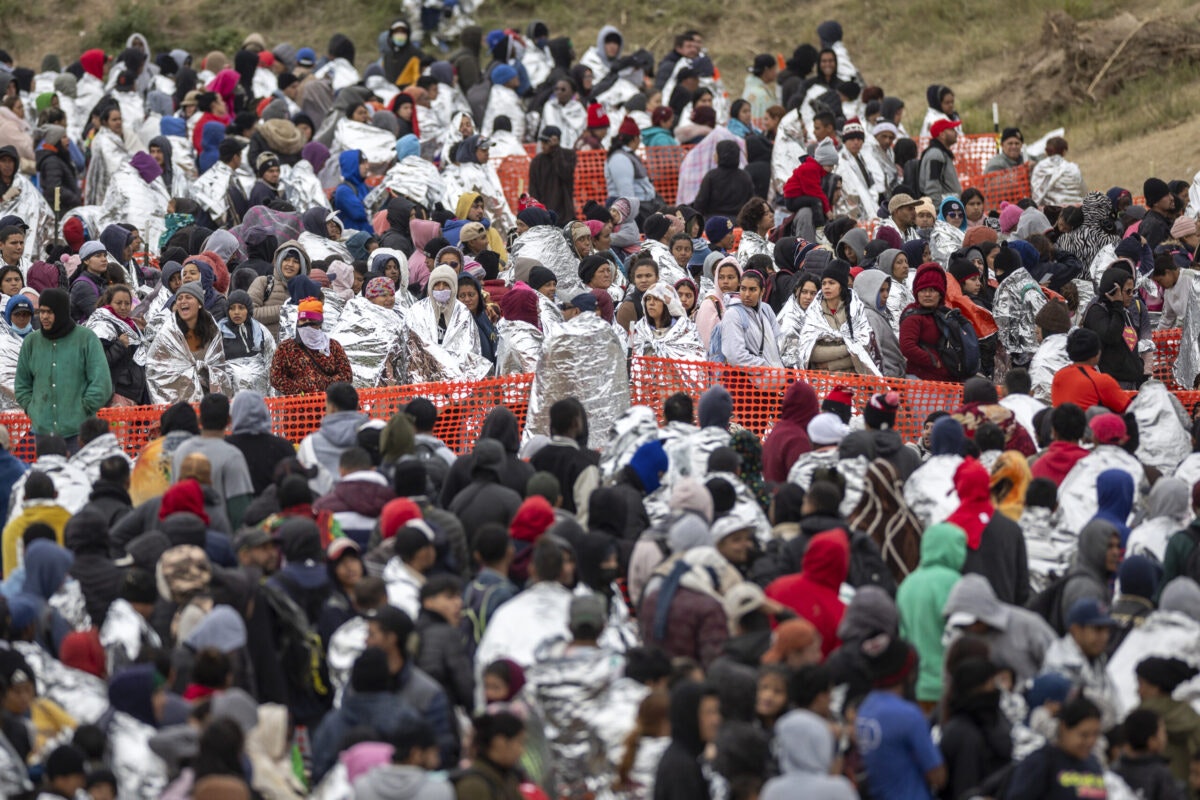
[931,306,981,379]
[413,440,450,498]
[706,301,744,364]
[1025,567,1081,635]
[260,580,331,700]
[461,575,508,649]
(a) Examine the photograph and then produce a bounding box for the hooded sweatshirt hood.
[184,604,247,651]
[339,149,365,189]
[668,681,712,757]
[230,390,272,435]
[715,140,740,170]
[801,528,849,591]
[480,406,521,454]
[272,240,312,282]
[353,764,445,800]
[776,709,838,774]
[22,539,74,600]
[593,25,624,66]
[918,522,968,572]
[38,287,76,339]
[946,458,993,549]
[781,380,820,428]
[320,409,369,448]
[1160,578,1200,623]
[1146,476,1189,521]
[471,439,506,481]
[944,573,1008,630]
[1074,519,1115,580]
[1093,468,1134,545]
[699,386,733,429]
[837,585,898,642]
[852,270,890,313]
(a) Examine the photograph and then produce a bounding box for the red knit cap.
[586,103,610,130]
[825,386,854,407]
[509,495,556,542]
[380,498,422,540]
[912,262,947,296]
[618,116,640,138]
[1089,413,1127,446]
[62,217,85,253]
[60,630,106,679]
[159,479,210,525]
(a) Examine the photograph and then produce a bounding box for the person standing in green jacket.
[896,522,967,708]
[1161,488,1200,591]
[15,288,111,450]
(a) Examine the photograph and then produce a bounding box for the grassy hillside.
[4,0,1198,188]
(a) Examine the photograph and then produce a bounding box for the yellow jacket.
[2,501,70,577]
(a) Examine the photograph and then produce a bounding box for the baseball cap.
[1066,598,1116,628]
[887,193,920,215]
[761,618,820,664]
[930,119,962,138]
[459,221,487,242]
[569,594,607,635]
[234,527,277,551]
[539,125,562,142]
[326,537,361,562]
[296,47,316,67]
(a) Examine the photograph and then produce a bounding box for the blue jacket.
[310,689,421,782]
[332,150,370,232]
[0,451,27,522]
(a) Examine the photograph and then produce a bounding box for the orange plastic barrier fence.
[918,134,1002,191]
[499,146,695,218]
[971,164,1033,212]
[2,373,536,461]
[628,356,967,443]
[1155,328,1183,389]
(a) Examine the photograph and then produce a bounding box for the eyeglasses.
[945,210,964,218]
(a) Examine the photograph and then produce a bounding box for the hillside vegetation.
[3,0,1198,188]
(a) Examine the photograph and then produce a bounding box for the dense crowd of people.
[0,9,1199,800]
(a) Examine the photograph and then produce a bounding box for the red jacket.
[782,158,831,214]
[898,306,954,382]
[765,529,849,657]
[1050,363,1130,413]
[762,381,820,483]
[1030,440,1091,486]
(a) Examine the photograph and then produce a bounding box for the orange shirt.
[1050,363,1130,413]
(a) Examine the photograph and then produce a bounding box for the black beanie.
[947,256,979,285]
[528,265,557,291]
[351,647,393,693]
[992,243,1021,278]
[1066,327,1101,363]
[822,259,851,292]
[643,213,671,243]
[45,744,87,779]
[1143,178,1170,208]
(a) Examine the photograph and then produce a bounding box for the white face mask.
[431,289,452,304]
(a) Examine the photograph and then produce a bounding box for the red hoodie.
[1031,440,1090,486]
[80,49,106,81]
[782,158,831,214]
[945,458,993,549]
[762,380,820,483]
[765,528,849,656]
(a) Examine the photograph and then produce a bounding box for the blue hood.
[22,539,74,601]
[160,116,187,138]
[339,149,365,189]
[1093,468,1134,544]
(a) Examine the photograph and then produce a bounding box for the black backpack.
[1183,527,1200,583]
[932,306,981,379]
[413,441,451,498]
[1025,568,1082,635]
[260,580,331,701]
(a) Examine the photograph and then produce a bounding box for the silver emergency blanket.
[483,83,527,142]
[599,406,659,482]
[642,239,688,286]
[0,173,55,264]
[929,220,965,267]
[298,230,353,264]
[510,225,584,299]
[314,58,361,93]
[770,109,807,200]
[330,296,407,388]
[526,311,630,450]
[541,98,587,149]
[164,134,196,196]
[1088,243,1119,286]
[494,318,543,376]
[1173,270,1200,390]
[367,156,447,212]
[404,297,491,383]
[84,127,129,205]
[663,425,731,487]
[1058,445,1149,535]
[1176,453,1200,492]
[442,160,516,232]
[331,117,397,166]
[107,710,169,800]
[520,639,630,800]
[98,163,171,256]
[629,317,706,361]
[706,471,772,545]
[280,161,330,211]
[538,291,566,338]
[113,89,146,137]
[100,598,162,677]
[789,452,868,518]
[12,639,109,725]
[903,454,964,529]
[796,294,881,375]
[1029,333,1070,402]
[776,296,806,369]
[885,279,913,338]
[1108,611,1200,720]
[1020,506,1076,593]
[1129,380,1192,474]
[190,160,236,225]
[50,576,94,632]
[736,232,774,268]
[327,616,367,708]
[138,320,233,404]
[279,290,350,343]
[221,323,277,396]
[230,206,302,261]
[992,267,1046,356]
[0,327,22,410]
[374,248,415,315]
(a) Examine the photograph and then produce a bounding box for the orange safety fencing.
[970,164,1033,212]
[499,146,695,219]
[628,356,966,443]
[1155,328,1183,389]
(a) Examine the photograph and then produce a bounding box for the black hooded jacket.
[654,682,716,800]
[65,509,126,625]
[439,407,534,506]
[379,196,416,255]
[693,140,755,218]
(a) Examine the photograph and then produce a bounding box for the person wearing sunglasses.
[930,195,967,266]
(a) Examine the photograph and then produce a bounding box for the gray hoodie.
[852,270,904,377]
[761,710,857,800]
[230,390,272,435]
[1160,577,1200,622]
[944,573,1056,683]
[352,765,455,800]
[1058,519,1115,629]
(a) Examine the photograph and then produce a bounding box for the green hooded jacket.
[896,522,967,702]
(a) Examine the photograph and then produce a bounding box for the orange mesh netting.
[970,164,1033,211]
[628,356,967,442]
[495,155,533,213]
[1154,328,1182,388]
